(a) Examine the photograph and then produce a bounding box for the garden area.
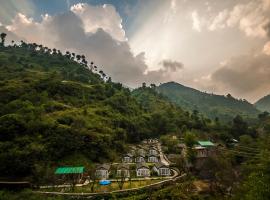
[39,179,161,193]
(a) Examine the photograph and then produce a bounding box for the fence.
[35,173,187,198]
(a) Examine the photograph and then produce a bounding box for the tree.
[0,32,7,46]
[184,132,196,148]
[150,83,156,88]
[258,111,269,121]
[231,115,248,138]
[88,166,98,192]
[116,169,128,190]
[142,82,146,88]
[184,132,197,167]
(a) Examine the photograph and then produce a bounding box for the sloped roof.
[148,152,159,157]
[153,162,169,169]
[198,141,214,147]
[136,163,149,169]
[96,164,111,170]
[117,164,130,170]
[55,166,84,174]
[123,153,133,157]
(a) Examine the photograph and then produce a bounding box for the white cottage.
[152,163,171,176]
[135,154,145,163]
[95,164,110,180]
[149,146,158,155]
[117,164,130,177]
[136,163,150,177]
[122,153,133,163]
[148,154,159,163]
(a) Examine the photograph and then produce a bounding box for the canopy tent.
[55,166,84,174]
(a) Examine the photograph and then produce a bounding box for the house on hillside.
[194,141,216,158]
[117,164,130,178]
[135,154,145,163]
[193,141,216,169]
[136,163,150,177]
[148,153,159,163]
[95,164,111,180]
[122,153,133,163]
[55,166,84,183]
[149,146,158,155]
[152,163,171,176]
[193,141,216,158]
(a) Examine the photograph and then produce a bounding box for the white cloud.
[208,0,270,38]
[208,10,228,31]
[191,10,202,32]
[70,3,126,41]
[263,41,270,55]
[197,52,270,102]
[3,3,183,87]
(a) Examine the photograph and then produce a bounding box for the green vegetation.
[157,81,259,121]
[255,94,270,112]
[0,36,212,182]
[0,190,65,200]
[1,33,270,200]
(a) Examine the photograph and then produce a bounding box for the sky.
[0,0,270,103]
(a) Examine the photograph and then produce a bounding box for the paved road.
[157,142,170,166]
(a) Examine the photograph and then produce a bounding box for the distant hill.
[255,95,270,112]
[157,82,260,121]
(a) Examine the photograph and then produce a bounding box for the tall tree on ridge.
[0,32,7,46]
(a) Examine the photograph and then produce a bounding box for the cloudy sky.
[1,0,270,102]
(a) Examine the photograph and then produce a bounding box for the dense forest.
[0,33,270,200]
[0,34,213,180]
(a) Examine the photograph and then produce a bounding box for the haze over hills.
[157,82,260,121]
[255,95,270,112]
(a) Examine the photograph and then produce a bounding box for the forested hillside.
[255,95,270,112]
[0,37,212,180]
[157,82,259,121]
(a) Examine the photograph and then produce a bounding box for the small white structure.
[136,163,150,177]
[117,164,130,177]
[135,154,145,163]
[149,146,158,155]
[148,154,159,163]
[95,164,110,180]
[152,163,171,176]
[194,146,208,158]
[122,153,133,163]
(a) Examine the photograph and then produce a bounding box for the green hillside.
[255,95,270,112]
[0,38,210,180]
[157,82,260,121]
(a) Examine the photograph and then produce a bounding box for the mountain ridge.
[156,81,260,121]
[255,94,270,112]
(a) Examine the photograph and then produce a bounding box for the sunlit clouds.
[1,0,270,102]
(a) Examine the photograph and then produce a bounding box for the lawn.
[39,179,161,193]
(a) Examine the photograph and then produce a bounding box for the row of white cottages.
[122,147,160,163]
[95,163,171,180]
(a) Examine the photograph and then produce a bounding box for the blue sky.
[31,0,140,34]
